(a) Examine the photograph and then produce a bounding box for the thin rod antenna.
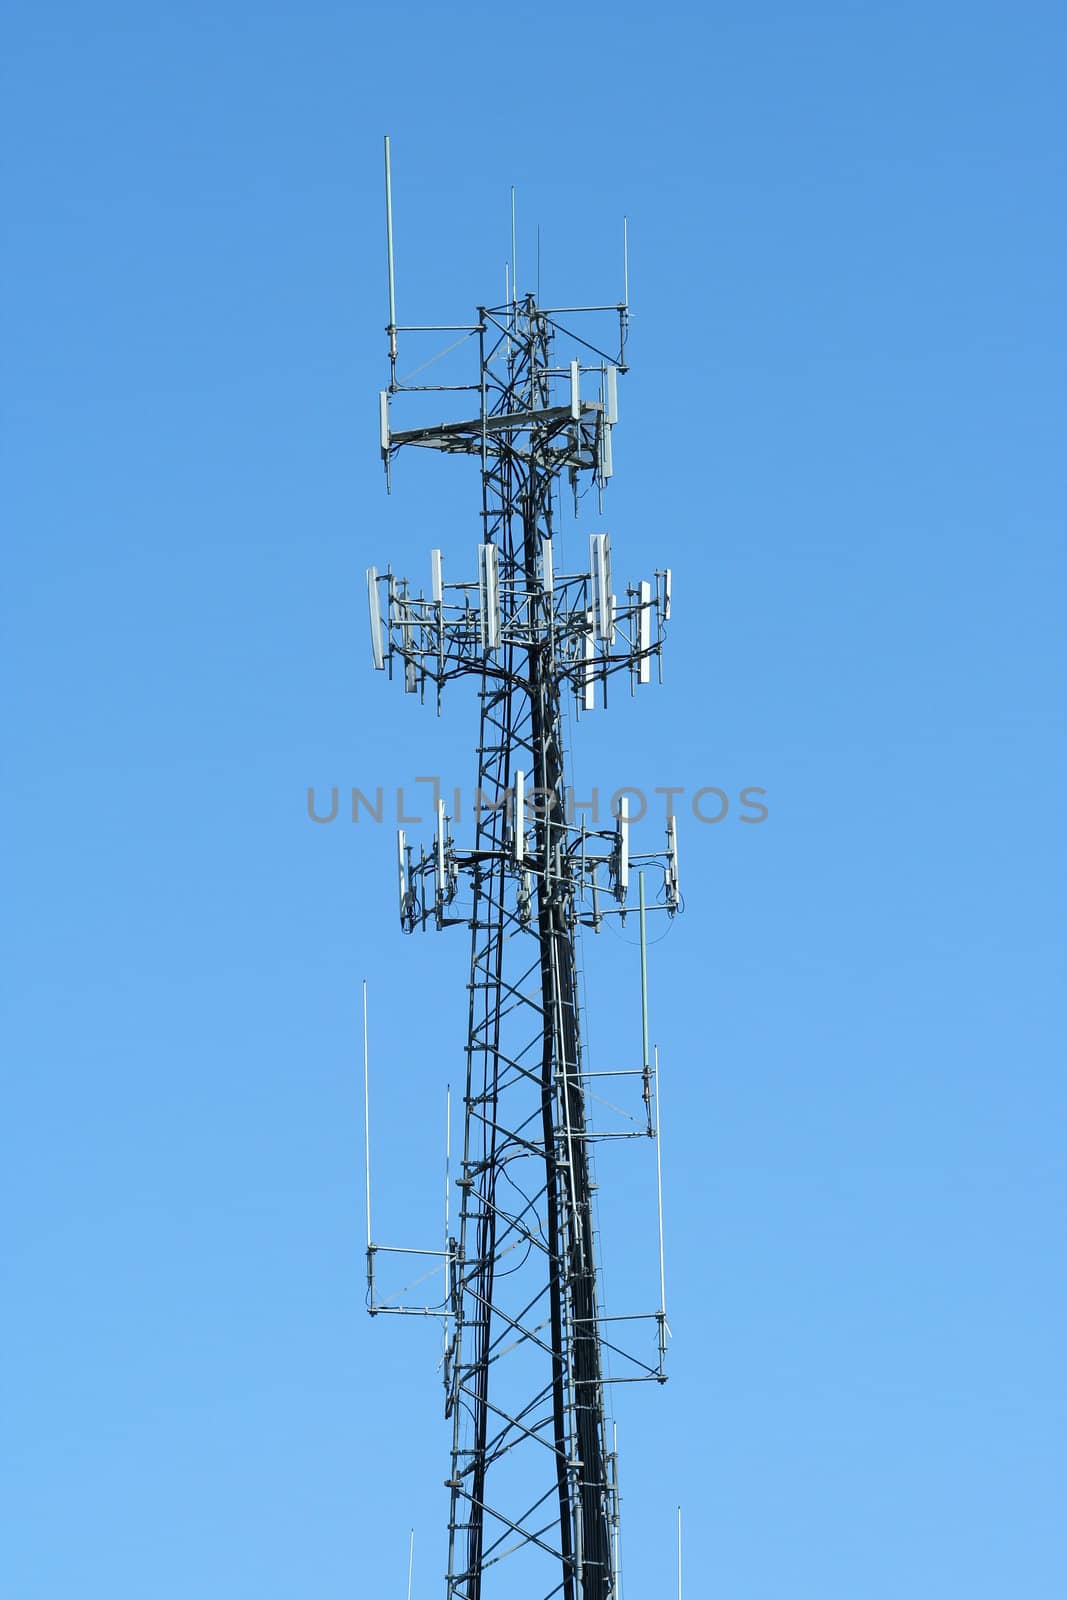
[640,870,653,1134]
[677,1506,683,1600]
[639,871,650,1072]
[511,186,518,307]
[655,1044,668,1363]
[537,222,541,303]
[442,1083,452,1363]
[384,136,398,365]
[363,979,372,1249]
[623,215,630,309]
[407,1528,415,1600]
[363,977,376,1309]
[612,1421,622,1596]
[444,1084,452,1245]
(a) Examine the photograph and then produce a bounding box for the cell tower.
[363,138,682,1599]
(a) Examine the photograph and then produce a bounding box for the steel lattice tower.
[364,140,681,1598]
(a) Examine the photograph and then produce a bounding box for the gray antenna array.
[365,138,682,1600]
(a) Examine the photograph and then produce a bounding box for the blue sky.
[3,2,1064,1596]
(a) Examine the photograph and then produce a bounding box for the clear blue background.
[3,2,1064,1595]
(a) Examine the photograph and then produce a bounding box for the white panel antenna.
[477,543,502,650]
[590,534,613,642]
[600,420,614,482]
[583,609,596,711]
[569,359,581,420]
[379,390,391,455]
[666,815,680,905]
[663,567,672,621]
[542,539,554,594]
[396,829,408,921]
[431,548,443,604]
[513,769,525,863]
[604,365,619,425]
[638,579,651,684]
[615,795,630,901]
[367,567,385,671]
[435,798,447,903]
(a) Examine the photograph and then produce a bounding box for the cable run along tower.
[364,140,682,1599]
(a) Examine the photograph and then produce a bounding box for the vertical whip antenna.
[443,1082,452,1375]
[639,871,652,1132]
[443,1083,452,1246]
[612,1421,623,1593]
[677,1506,683,1600]
[407,1528,415,1600]
[623,215,630,310]
[383,135,398,374]
[655,1043,669,1370]
[362,978,375,1307]
[510,186,518,308]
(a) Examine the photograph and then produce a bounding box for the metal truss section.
[397,807,680,936]
[367,560,672,706]
[366,144,681,1600]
